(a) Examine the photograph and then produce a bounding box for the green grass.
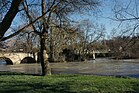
[0,72,139,93]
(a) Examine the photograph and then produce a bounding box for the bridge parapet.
[93,50,109,53]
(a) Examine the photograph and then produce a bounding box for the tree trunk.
[40,35,51,76]
[40,36,44,75]
[49,27,54,62]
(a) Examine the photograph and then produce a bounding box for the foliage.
[0,72,139,93]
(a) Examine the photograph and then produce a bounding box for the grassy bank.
[0,72,139,93]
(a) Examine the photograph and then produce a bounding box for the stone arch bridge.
[0,52,37,65]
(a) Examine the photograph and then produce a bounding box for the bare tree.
[0,0,100,75]
[75,19,105,59]
[111,0,139,35]
[107,0,139,58]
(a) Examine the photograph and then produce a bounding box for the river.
[0,58,139,78]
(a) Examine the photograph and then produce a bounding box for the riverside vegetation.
[0,72,139,93]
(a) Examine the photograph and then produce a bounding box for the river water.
[0,58,139,78]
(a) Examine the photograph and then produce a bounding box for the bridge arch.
[0,57,13,65]
[21,57,37,64]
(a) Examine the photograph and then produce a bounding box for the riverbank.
[0,72,138,93]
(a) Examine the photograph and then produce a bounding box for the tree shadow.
[0,71,41,76]
[0,71,139,93]
[0,79,75,93]
[130,82,139,93]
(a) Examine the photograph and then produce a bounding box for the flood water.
[0,58,139,78]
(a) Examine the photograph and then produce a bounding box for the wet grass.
[0,72,139,93]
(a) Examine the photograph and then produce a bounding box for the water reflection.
[0,60,6,65]
[0,59,139,78]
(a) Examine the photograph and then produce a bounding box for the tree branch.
[0,0,23,39]
[1,8,52,41]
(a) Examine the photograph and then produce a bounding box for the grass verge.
[0,72,139,93]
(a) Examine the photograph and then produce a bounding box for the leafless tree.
[75,19,105,59]
[107,0,139,58]
[0,0,100,75]
[111,0,139,35]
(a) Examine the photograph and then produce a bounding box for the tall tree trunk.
[40,0,51,75]
[40,35,51,76]
[40,36,45,75]
[49,27,54,62]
